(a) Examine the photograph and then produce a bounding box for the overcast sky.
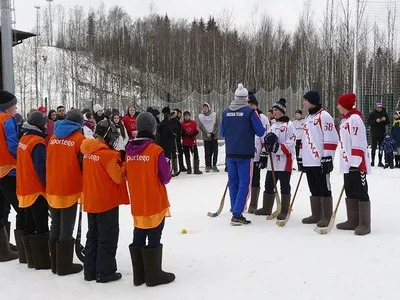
[15,0,330,33]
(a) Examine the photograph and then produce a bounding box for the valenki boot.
[0,226,18,262]
[254,193,275,216]
[178,155,187,172]
[248,187,261,214]
[56,240,83,276]
[129,244,145,286]
[194,160,203,175]
[302,196,322,224]
[277,194,291,221]
[316,197,333,228]
[21,234,34,268]
[48,239,57,274]
[14,229,26,263]
[336,198,359,230]
[142,244,175,287]
[185,157,192,174]
[30,232,51,270]
[355,201,371,236]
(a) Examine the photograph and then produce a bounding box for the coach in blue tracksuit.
[220,84,264,225]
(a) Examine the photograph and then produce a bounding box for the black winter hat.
[111,108,120,115]
[0,91,17,110]
[183,111,191,116]
[136,112,157,134]
[303,90,321,106]
[27,111,47,133]
[162,106,170,114]
[272,98,287,114]
[95,119,120,149]
[247,91,258,106]
[66,109,84,126]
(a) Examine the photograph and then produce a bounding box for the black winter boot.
[56,240,83,276]
[21,234,34,268]
[171,159,179,176]
[48,239,57,274]
[302,196,322,224]
[277,194,291,221]
[194,160,203,175]
[30,232,51,270]
[336,198,359,230]
[254,193,275,216]
[178,156,187,172]
[14,229,26,263]
[248,187,260,214]
[355,201,371,236]
[185,157,192,174]
[316,197,333,228]
[142,244,175,287]
[5,222,17,252]
[0,226,18,262]
[129,244,145,286]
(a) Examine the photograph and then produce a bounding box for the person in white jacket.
[111,113,129,161]
[336,93,371,236]
[299,90,339,229]
[292,109,305,170]
[255,98,296,220]
[83,112,95,139]
[247,93,269,214]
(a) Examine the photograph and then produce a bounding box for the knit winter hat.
[0,91,17,110]
[303,90,321,106]
[136,112,157,134]
[272,98,287,114]
[338,93,356,111]
[248,91,258,106]
[38,106,47,113]
[111,108,120,115]
[376,101,383,108]
[66,109,84,126]
[27,111,47,133]
[162,106,171,114]
[93,104,104,114]
[235,84,248,101]
[395,111,400,116]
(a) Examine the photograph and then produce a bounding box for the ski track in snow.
[1,146,399,300]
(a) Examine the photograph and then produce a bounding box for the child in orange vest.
[126,112,175,287]
[81,119,129,283]
[16,112,51,270]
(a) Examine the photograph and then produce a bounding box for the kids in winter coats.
[336,93,371,235]
[81,119,129,283]
[380,133,397,169]
[126,112,175,287]
[181,111,202,175]
[16,112,51,269]
[46,109,85,276]
[255,99,296,220]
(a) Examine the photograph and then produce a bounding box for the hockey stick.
[267,153,281,220]
[172,139,181,177]
[276,171,304,227]
[207,182,229,218]
[75,202,85,263]
[314,184,345,235]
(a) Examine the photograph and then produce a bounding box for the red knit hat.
[338,93,356,111]
[38,106,47,113]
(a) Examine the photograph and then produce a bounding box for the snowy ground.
[2,145,400,300]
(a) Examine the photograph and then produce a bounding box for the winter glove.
[259,150,268,169]
[320,156,333,174]
[264,132,278,147]
[297,158,303,172]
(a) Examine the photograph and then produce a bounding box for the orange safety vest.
[0,112,17,178]
[81,141,129,214]
[126,143,170,229]
[46,131,85,208]
[16,134,46,208]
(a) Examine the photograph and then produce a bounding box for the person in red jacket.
[122,105,137,140]
[181,111,202,175]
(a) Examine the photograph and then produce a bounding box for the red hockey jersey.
[181,120,199,147]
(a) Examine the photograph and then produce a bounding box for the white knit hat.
[93,104,104,114]
[234,84,248,99]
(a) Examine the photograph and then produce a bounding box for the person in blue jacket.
[220,84,265,225]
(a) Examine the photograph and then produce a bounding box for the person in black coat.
[391,111,400,168]
[171,109,187,172]
[159,107,177,176]
[368,102,389,166]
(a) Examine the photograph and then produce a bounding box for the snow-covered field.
[1,145,400,300]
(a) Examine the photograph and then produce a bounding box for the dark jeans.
[204,139,218,167]
[132,218,165,249]
[305,167,332,197]
[371,136,384,163]
[84,206,119,279]
[0,176,24,229]
[295,140,302,158]
[265,171,291,194]
[177,140,184,160]
[25,195,49,235]
[344,171,369,202]
[183,145,199,161]
[252,163,261,187]
[49,202,78,242]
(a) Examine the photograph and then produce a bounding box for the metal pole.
[46,0,54,46]
[34,5,40,107]
[1,0,15,93]
[352,0,360,95]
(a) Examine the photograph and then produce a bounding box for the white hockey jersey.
[339,113,371,174]
[300,109,339,167]
[292,119,305,140]
[267,119,296,172]
[254,113,270,162]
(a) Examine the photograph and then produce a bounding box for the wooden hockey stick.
[276,171,304,227]
[75,202,85,262]
[207,182,229,217]
[314,184,345,235]
[267,153,281,220]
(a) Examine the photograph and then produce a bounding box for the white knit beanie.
[234,84,248,100]
[93,104,104,114]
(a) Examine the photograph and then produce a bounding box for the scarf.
[229,96,249,111]
[84,120,95,131]
[308,104,322,115]
[342,108,364,121]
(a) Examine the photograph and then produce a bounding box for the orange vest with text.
[0,112,17,178]
[82,142,129,214]
[16,134,46,208]
[46,131,85,208]
[126,143,170,229]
